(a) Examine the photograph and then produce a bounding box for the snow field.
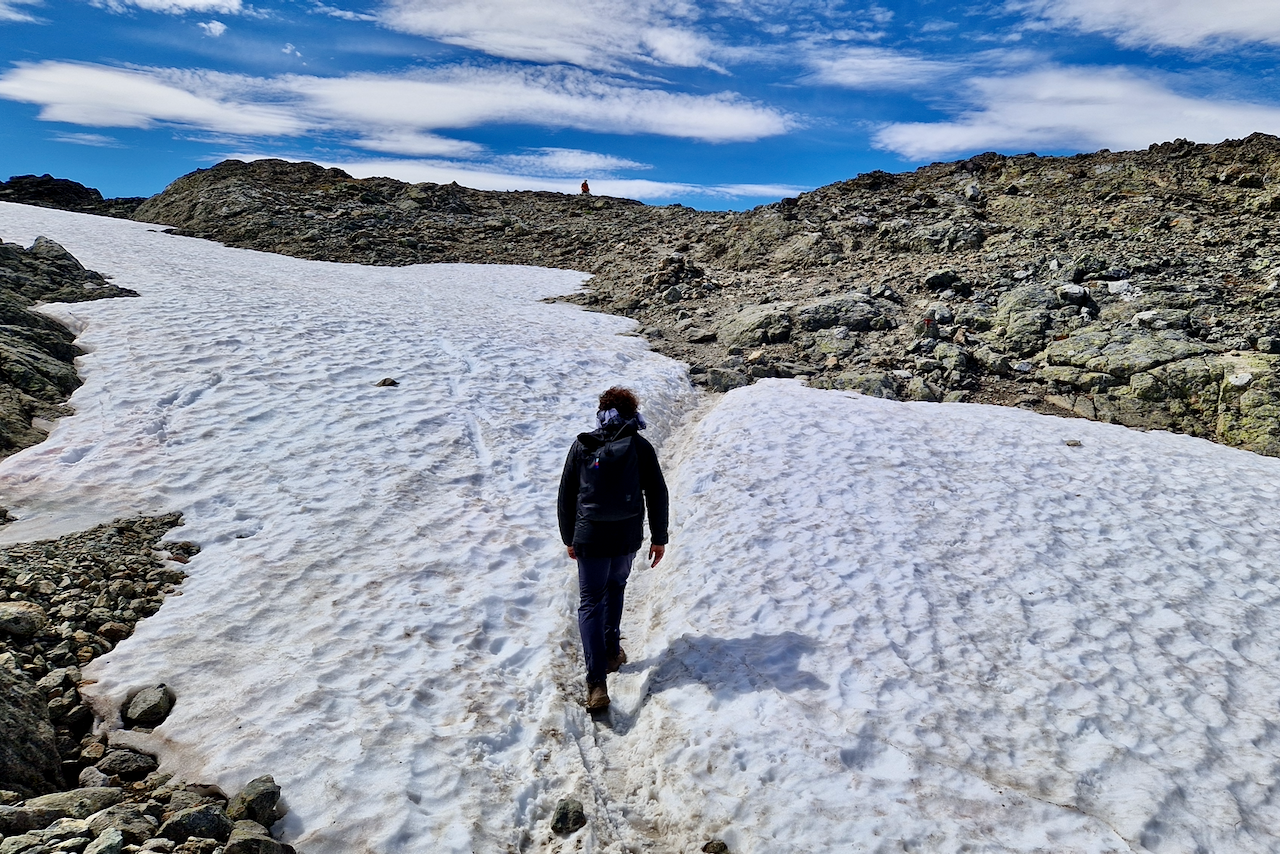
[0,203,696,852]
[5,203,1280,853]
[618,380,1280,852]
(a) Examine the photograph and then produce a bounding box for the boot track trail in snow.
[5,202,1280,853]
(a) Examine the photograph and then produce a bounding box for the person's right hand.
[567,545,577,560]
[648,544,665,567]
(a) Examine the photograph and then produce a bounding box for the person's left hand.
[648,544,665,567]
[567,545,577,560]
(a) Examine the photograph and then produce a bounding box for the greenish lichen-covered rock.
[1044,326,1218,379]
[820,370,898,399]
[1215,355,1280,456]
[719,304,793,347]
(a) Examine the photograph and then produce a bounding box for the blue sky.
[4,1,1280,208]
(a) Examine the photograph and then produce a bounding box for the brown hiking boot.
[586,682,610,711]
[606,647,628,674]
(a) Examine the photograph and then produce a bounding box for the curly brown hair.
[598,386,639,416]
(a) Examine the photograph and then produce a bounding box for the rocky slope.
[0,237,139,463]
[130,135,1280,456]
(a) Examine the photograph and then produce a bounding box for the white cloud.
[0,60,792,152]
[1015,0,1280,49]
[873,66,1280,160]
[91,0,241,14]
[51,131,124,147]
[288,65,793,142]
[352,129,485,157]
[0,0,39,22]
[495,147,650,177]
[803,46,960,90]
[229,153,803,201]
[313,3,377,22]
[199,19,227,36]
[375,0,719,71]
[0,61,305,134]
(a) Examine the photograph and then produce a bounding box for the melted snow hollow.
[3,202,1280,853]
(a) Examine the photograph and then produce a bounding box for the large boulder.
[792,295,887,332]
[224,820,285,854]
[125,685,174,727]
[227,776,281,827]
[718,304,793,347]
[21,787,125,820]
[0,665,63,797]
[0,601,48,637]
[160,803,234,843]
[993,284,1060,356]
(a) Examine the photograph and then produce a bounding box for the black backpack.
[578,434,643,521]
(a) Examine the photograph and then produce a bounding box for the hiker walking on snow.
[558,386,668,711]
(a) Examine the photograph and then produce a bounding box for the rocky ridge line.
[127,135,1280,456]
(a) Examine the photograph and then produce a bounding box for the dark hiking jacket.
[557,418,669,558]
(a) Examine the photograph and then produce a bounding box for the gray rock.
[171,838,220,854]
[0,832,43,854]
[825,371,898,399]
[906,377,940,401]
[0,666,62,798]
[1130,308,1190,330]
[0,602,48,638]
[84,828,124,854]
[226,777,281,827]
[140,840,176,852]
[86,804,159,844]
[993,285,1060,356]
[702,369,750,393]
[159,804,233,843]
[719,305,792,347]
[0,804,60,835]
[223,820,283,854]
[95,750,158,781]
[22,789,125,821]
[923,269,960,290]
[163,792,208,815]
[39,817,91,841]
[551,798,586,835]
[125,686,173,728]
[793,295,882,332]
[78,767,111,788]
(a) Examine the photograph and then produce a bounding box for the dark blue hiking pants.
[576,551,635,685]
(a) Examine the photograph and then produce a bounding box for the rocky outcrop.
[121,135,1280,456]
[0,664,62,799]
[0,237,139,462]
[0,175,145,219]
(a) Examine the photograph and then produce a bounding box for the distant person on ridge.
[580,179,590,195]
[557,386,668,711]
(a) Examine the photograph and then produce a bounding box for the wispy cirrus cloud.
[0,0,40,22]
[1013,0,1280,49]
[374,0,718,71]
[288,65,794,142]
[0,61,303,133]
[90,0,241,13]
[802,45,961,90]
[0,60,793,153]
[494,147,650,177]
[873,66,1280,160]
[51,131,125,147]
